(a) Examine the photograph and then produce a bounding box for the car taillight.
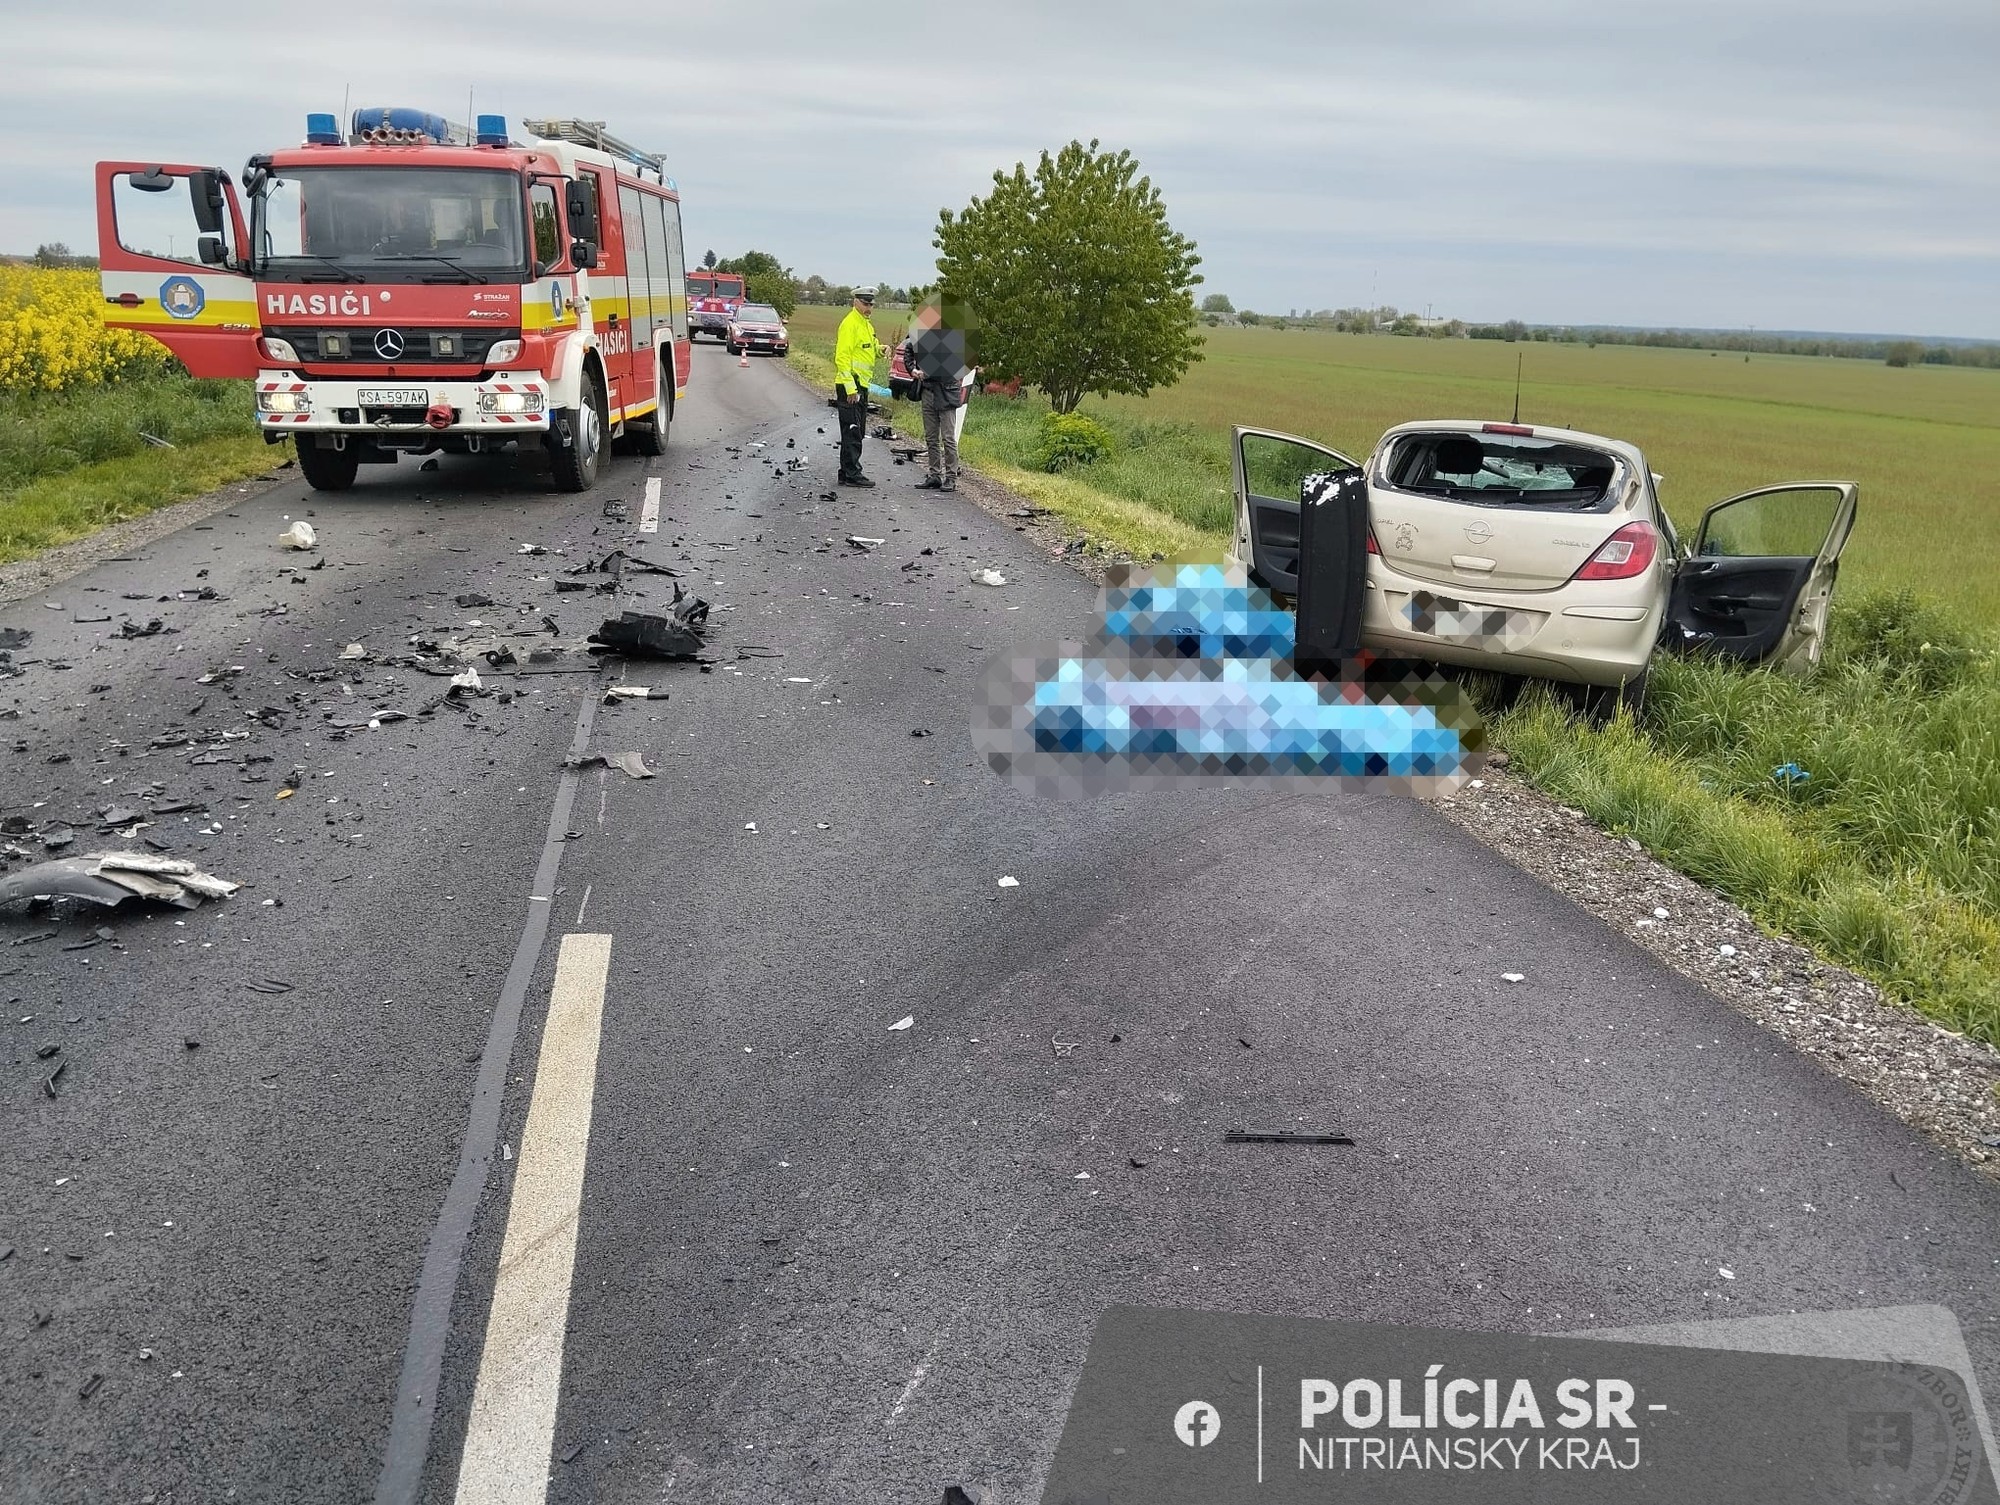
[1366,530,1380,555]
[1572,521,1658,581]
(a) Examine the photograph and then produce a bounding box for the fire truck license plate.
[357,388,428,406]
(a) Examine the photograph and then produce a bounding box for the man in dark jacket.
[901,301,968,491]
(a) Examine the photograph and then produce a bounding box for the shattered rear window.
[1380,433,1623,512]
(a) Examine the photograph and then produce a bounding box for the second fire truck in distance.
[687,269,746,342]
[95,110,691,493]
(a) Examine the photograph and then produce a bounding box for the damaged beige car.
[1229,419,1858,713]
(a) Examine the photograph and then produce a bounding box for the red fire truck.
[688,270,745,342]
[94,110,691,493]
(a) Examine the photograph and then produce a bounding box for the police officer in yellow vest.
[833,287,883,487]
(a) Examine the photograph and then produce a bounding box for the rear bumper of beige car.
[1360,567,1662,687]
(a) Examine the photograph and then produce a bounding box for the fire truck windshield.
[252,166,528,283]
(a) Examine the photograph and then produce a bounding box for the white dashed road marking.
[453,932,614,1502]
[639,476,661,534]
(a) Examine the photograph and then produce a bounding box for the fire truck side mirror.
[197,236,229,267]
[188,171,227,237]
[570,241,600,271]
[562,181,599,244]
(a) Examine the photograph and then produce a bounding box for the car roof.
[1376,418,1644,471]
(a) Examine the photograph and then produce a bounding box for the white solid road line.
[639,476,661,534]
[453,932,614,1503]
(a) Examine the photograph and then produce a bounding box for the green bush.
[1035,411,1116,472]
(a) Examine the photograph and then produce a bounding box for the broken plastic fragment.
[996,876,1019,888]
[1501,972,1525,983]
[888,1016,914,1032]
[0,851,238,910]
[338,643,368,660]
[972,569,1006,587]
[280,521,317,550]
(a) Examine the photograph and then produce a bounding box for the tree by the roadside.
[702,248,717,269]
[1884,340,1925,368]
[1201,293,1234,314]
[933,139,1203,414]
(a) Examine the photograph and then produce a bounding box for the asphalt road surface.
[5,346,1999,1504]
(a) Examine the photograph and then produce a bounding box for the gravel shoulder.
[816,372,2000,1184]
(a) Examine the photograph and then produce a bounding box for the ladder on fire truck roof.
[521,119,669,182]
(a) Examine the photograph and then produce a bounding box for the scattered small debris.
[910,728,932,738]
[888,1016,915,1032]
[1772,762,1811,790]
[449,668,483,692]
[972,569,1007,587]
[602,686,655,702]
[603,499,629,523]
[79,1373,103,1401]
[1501,972,1525,983]
[44,1058,68,1097]
[996,876,1019,888]
[242,979,294,995]
[116,619,170,639]
[455,592,495,609]
[338,643,369,661]
[1223,1129,1355,1146]
[846,535,885,550]
[279,521,317,550]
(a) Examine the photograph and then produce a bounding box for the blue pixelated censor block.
[973,557,1485,797]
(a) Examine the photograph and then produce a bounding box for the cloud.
[8,0,1996,335]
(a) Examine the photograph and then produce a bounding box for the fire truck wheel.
[550,369,608,492]
[631,393,670,457]
[296,442,359,492]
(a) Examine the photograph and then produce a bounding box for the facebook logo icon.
[1172,1400,1221,1448]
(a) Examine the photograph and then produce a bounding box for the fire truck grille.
[268,327,522,365]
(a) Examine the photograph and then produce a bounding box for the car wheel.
[549,368,607,492]
[1571,669,1648,726]
[296,441,360,492]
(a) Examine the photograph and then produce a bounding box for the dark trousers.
[836,390,867,479]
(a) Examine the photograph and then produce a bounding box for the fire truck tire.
[296,443,359,492]
[550,368,608,492]
[631,391,670,457]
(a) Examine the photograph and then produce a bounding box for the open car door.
[1231,426,1359,596]
[95,162,260,378]
[1663,481,1858,672]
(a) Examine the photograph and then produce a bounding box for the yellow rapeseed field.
[0,265,172,392]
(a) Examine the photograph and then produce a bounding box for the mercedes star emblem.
[373,329,405,360]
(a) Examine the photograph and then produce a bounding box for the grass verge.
[0,374,283,565]
[787,314,2000,1047]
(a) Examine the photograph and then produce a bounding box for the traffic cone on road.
[738,345,750,368]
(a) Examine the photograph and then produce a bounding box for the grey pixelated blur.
[971,557,1486,797]
[1400,592,1544,649]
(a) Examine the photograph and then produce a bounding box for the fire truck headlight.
[485,340,524,365]
[478,391,544,414]
[259,336,301,363]
[257,390,311,414]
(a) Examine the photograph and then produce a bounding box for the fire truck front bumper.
[255,374,553,437]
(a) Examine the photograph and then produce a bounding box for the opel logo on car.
[374,329,405,360]
[1464,520,1493,544]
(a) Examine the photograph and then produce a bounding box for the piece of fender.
[0,851,239,910]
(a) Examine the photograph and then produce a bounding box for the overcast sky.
[8,0,1996,336]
